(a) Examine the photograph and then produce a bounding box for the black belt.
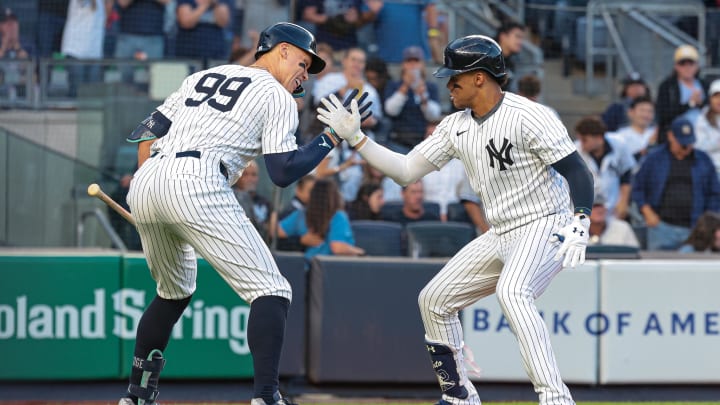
[153,150,228,180]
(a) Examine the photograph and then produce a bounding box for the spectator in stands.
[588,193,640,248]
[37,0,69,58]
[296,0,370,54]
[230,0,245,54]
[364,56,392,144]
[632,117,720,250]
[694,79,720,179]
[495,21,526,91]
[575,116,636,220]
[232,160,272,240]
[347,182,385,220]
[276,174,316,252]
[279,174,316,220]
[362,163,401,203]
[0,8,28,59]
[175,0,231,60]
[277,179,365,262]
[602,72,651,132]
[705,0,720,67]
[608,96,656,163]
[656,44,709,143]
[517,73,559,117]
[381,180,439,225]
[384,46,441,153]
[114,0,168,65]
[421,120,466,222]
[61,0,107,97]
[367,0,440,64]
[314,143,364,202]
[109,173,142,250]
[678,211,720,253]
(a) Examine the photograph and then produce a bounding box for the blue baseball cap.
[670,117,696,146]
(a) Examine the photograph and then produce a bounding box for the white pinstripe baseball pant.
[419,214,574,405]
[127,152,292,303]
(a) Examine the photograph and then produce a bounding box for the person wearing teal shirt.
[278,179,365,261]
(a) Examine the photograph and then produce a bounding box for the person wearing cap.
[574,116,636,220]
[656,44,710,144]
[631,116,720,250]
[694,79,720,178]
[601,72,651,132]
[383,45,442,152]
[588,193,640,248]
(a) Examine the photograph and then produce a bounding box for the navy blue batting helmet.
[433,35,507,81]
[255,22,326,74]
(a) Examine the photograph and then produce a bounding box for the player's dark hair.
[575,116,607,136]
[306,179,343,238]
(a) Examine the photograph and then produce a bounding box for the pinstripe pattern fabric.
[416,92,575,234]
[153,64,298,185]
[126,64,298,303]
[414,93,577,405]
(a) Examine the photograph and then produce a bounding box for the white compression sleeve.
[356,136,437,185]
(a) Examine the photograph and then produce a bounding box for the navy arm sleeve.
[551,151,595,216]
[264,133,336,188]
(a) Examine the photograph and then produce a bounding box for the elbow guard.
[127,110,172,143]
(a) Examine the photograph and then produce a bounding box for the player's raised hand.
[550,215,590,268]
[342,88,373,123]
[317,94,365,146]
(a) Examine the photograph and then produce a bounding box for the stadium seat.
[405,221,477,258]
[351,220,404,257]
[380,201,441,219]
[447,202,472,224]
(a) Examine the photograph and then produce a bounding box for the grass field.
[0,399,720,405]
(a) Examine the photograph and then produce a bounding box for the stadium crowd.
[2,1,720,256]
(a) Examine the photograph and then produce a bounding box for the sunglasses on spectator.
[676,59,697,66]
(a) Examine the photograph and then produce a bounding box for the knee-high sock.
[248,295,290,402]
[128,295,192,401]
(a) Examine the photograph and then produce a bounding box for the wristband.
[324,126,343,145]
[428,28,441,38]
[574,207,591,216]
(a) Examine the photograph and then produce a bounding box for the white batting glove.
[550,215,590,268]
[317,94,366,147]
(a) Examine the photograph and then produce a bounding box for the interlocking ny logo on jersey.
[319,136,332,149]
[486,138,514,171]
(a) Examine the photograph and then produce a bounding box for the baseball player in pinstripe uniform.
[317,35,594,405]
[118,23,371,405]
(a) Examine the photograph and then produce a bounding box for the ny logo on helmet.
[486,138,514,171]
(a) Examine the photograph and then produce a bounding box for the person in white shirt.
[61,0,107,97]
[608,95,657,164]
[575,116,636,220]
[694,79,720,179]
[421,120,467,221]
[588,194,640,248]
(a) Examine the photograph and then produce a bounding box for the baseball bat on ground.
[87,183,136,227]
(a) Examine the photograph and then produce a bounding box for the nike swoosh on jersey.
[456,130,468,136]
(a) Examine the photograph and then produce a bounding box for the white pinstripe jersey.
[416,92,576,234]
[151,64,299,184]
